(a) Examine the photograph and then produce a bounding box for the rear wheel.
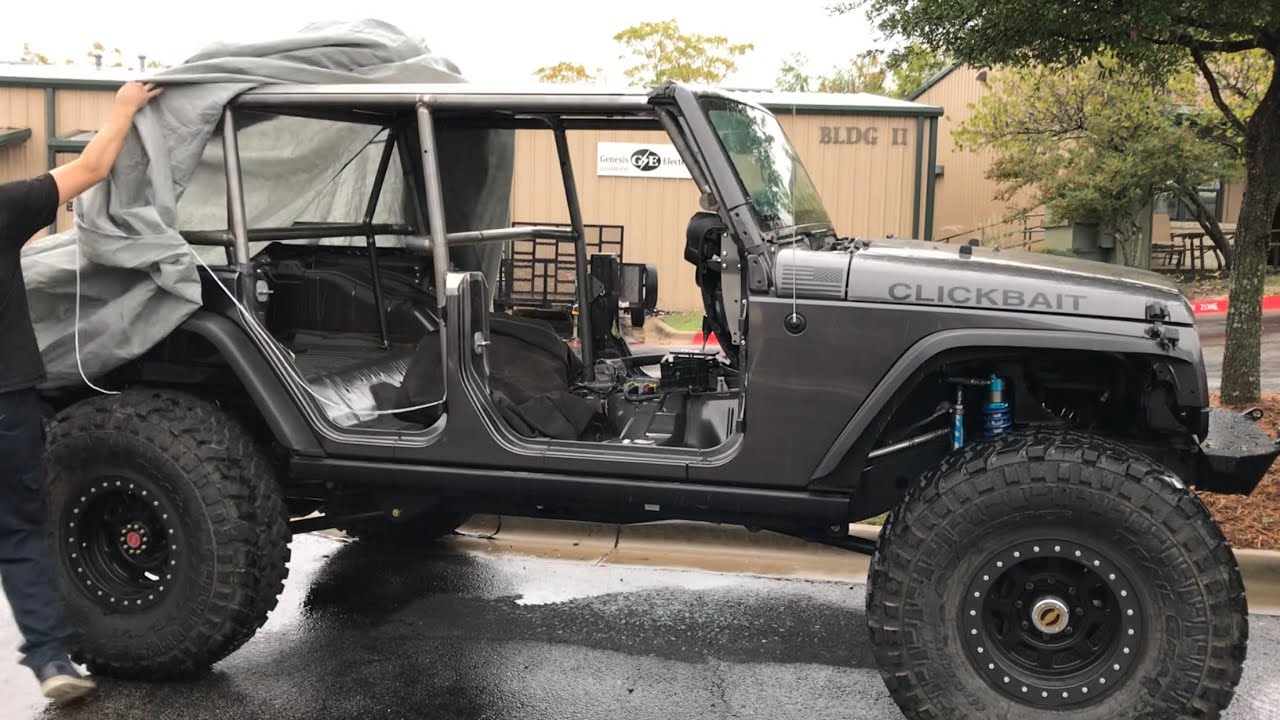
[867,431,1247,720]
[43,389,290,680]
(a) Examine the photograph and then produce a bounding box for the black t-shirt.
[0,174,59,392]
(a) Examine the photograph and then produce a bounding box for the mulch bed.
[1197,393,1280,551]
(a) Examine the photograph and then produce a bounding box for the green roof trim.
[907,63,961,101]
[757,101,942,118]
[0,76,126,90]
[0,127,32,150]
[49,130,96,154]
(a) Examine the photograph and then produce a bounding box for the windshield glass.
[700,96,832,237]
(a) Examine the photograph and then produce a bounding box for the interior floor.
[254,242,741,447]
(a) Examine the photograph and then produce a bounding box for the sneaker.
[36,659,96,707]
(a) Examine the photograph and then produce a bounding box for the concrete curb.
[433,516,1280,616]
[645,317,699,344]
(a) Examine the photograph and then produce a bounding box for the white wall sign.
[596,141,691,179]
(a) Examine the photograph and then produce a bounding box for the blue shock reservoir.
[952,385,965,449]
[984,374,1012,438]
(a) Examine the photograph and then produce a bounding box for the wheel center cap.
[125,531,142,549]
[1031,596,1070,635]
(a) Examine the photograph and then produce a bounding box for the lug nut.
[1025,582,1035,590]
[1065,627,1074,635]
[1015,600,1023,609]
[1022,621,1031,631]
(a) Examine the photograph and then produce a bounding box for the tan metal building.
[0,65,944,310]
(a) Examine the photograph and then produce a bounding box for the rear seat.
[305,348,417,428]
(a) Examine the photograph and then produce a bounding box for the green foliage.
[775,43,950,97]
[816,50,888,94]
[775,52,812,92]
[834,0,1272,73]
[613,19,754,87]
[533,62,599,84]
[19,40,171,70]
[954,55,1241,267]
[20,43,51,65]
[887,43,952,96]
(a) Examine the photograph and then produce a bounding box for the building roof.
[0,62,142,89]
[0,127,32,149]
[725,88,943,117]
[906,63,961,100]
[0,63,944,117]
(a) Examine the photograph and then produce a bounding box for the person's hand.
[114,81,163,114]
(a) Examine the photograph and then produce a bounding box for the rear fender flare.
[812,327,1206,479]
[179,311,324,456]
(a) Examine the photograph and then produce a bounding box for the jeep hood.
[776,238,1194,325]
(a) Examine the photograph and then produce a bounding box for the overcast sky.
[2,2,889,88]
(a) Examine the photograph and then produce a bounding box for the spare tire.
[43,389,291,680]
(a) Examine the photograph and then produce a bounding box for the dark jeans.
[0,388,72,674]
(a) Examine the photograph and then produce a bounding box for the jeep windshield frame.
[696,95,834,242]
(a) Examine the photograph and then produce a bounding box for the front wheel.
[867,431,1247,720]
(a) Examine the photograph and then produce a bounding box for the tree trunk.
[1177,186,1233,272]
[1219,60,1280,405]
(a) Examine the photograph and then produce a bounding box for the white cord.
[74,236,120,395]
[183,244,445,417]
[70,237,444,417]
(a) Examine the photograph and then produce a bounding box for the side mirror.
[620,262,658,327]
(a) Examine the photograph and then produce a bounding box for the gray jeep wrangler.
[36,81,1277,719]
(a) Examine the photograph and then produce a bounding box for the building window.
[1156,180,1223,223]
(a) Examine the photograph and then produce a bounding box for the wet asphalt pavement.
[1,532,1279,720]
[1199,311,1280,394]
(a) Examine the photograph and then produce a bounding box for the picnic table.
[1154,229,1229,271]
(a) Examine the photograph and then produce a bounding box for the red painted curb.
[1192,294,1280,316]
[691,331,720,346]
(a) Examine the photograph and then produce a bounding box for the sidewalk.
[326,515,1280,617]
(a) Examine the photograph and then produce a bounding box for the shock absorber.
[984,374,1012,438]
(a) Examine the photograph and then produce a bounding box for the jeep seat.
[304,346,420,430]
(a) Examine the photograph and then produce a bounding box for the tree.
[20,43,51,65]
[776,52,812,92]
[885,43,952,96]
[20,41,169,70]
[953,55,1242,268]
[775,43,950,97]
[613,19,754,87]
[533,62,599,84]
[836,0,1280,404]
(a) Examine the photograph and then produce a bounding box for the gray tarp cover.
[21,19,513,388]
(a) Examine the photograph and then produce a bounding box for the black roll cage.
[187,82,766,378]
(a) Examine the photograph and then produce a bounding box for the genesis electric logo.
[596,141,691,179]
[629,148,662,171]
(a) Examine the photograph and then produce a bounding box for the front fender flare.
[812,327,1206,479]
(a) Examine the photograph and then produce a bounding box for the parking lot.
[1,532,1278,720]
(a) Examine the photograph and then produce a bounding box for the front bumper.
[1195,407,1280,495]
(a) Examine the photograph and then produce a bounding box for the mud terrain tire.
[867,430,1247,720]
[43,389,291,680]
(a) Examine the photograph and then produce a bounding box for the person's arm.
[49,80,163,205]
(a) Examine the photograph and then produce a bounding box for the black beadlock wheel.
[43,389,291,680]
[867,431,1248,720]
